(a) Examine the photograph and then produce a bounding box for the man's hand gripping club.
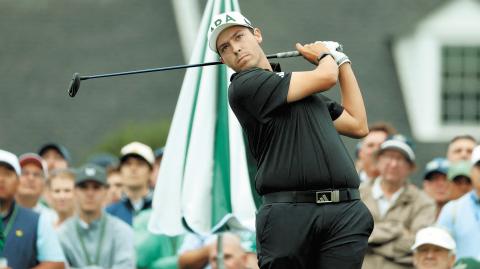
[295,41,351,66]
[286,41,338,102]
[295,42,332,65]
[318,41,351,66]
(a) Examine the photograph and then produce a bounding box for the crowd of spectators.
[355,123,479,269]
[0,122,479,269]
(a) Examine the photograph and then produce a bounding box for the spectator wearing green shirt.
[134,209,183,269]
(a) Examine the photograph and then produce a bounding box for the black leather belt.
[262,188,360,204]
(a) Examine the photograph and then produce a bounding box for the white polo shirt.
[372,177,405,218]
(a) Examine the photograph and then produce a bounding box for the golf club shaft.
[79,51,300,81]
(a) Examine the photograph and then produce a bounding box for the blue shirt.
[106,192,153,226]
[437,191,480,260]
[37,211,65,262]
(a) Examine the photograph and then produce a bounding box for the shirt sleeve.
[318,94,344,121]
[229,68,291,123]
[177,233,205,254]
[112,220,136,269]
[36,212,66,262]
[436,201,455,234]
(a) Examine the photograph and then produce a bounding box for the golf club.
[68,45,343,97]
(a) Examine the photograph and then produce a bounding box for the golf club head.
[68,73,81,97]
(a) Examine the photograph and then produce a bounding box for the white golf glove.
[316,41,351,66]
[319,41,341,52]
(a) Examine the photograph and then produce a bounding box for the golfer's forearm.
[31,262,65,269]
[287,58,337,102]
[312,55,339,92]
[338,64,367,133]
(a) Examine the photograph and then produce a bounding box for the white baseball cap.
[379,134,416,162]
[411,226,456,252]
[472,145,480,166]
[208,11,254,52]
[120,141,155,166]
[0,149,21,176]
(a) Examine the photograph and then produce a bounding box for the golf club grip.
[267,44,343,60]
[268,51,300,59]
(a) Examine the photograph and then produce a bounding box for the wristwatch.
[316,52,333,63]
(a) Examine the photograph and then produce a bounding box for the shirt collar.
[270,62,281,72]
[76,213,104,230]
[33,202,48,214]
[122,190,153,209]
[230,63,282,81]
[372,177,383,200]
[469,190,480,204]
[359,170,371,182]
[372,177,405,202]
[1,200,16,220]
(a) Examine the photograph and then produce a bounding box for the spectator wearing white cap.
[412,226,456,269]
[361,135,436,269]
[437,145,480,260]
[0,149,65,269]
[106,141,155,226]
[422,157,450,219]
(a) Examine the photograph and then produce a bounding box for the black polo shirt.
[228,66,360,195]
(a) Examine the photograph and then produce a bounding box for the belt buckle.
[315,190,340,204]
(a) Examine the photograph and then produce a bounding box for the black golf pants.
[256,199,374,269]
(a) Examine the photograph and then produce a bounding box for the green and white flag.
[149,0,258,236]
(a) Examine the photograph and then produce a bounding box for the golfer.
[208,12,373,269]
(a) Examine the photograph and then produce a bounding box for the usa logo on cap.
[208,11,254,52]
[210,13,252,33]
